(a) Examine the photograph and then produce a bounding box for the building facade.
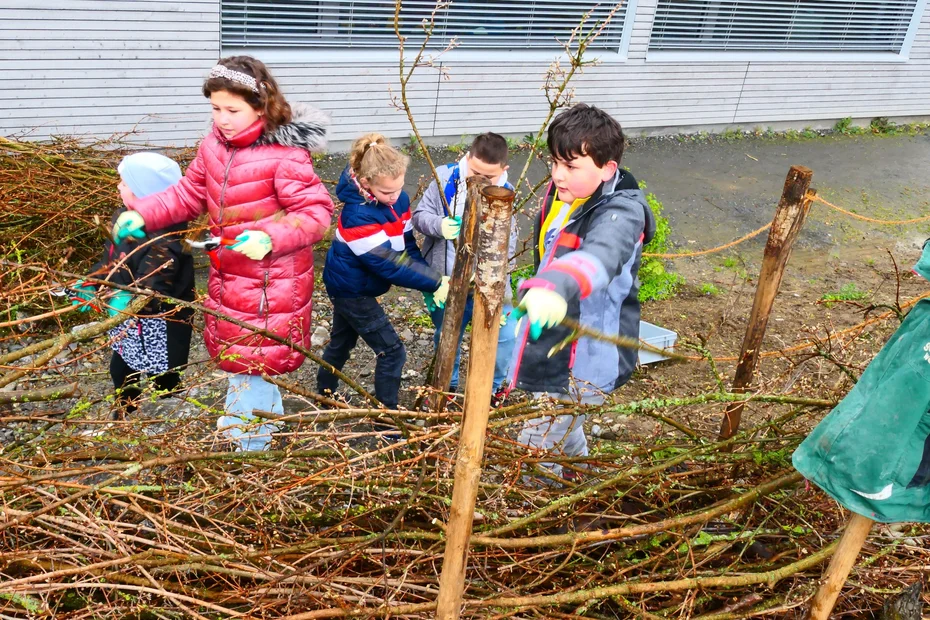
[3,0,930,147]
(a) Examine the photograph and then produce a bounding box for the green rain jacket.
[793,241,930,522]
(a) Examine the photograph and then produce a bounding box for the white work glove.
[513,288,567,341]
[440,216,462,240]
[112,211,146,243]
[230,230,272,260]
[433,275,451,308]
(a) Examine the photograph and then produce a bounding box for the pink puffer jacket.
[132,106,334,375]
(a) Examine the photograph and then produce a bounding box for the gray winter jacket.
[509,169,656,403]
[411,160,518,301]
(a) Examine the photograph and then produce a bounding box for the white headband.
[208,65,260,93]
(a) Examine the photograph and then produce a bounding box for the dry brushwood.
[4,59,930,620]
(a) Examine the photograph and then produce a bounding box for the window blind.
[222,0,626,50]
[649,0,918,52]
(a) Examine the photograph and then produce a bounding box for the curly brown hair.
[202,56,292,134]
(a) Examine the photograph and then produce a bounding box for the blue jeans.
[495,303,517,391]
[317,296,406,409]
[218,374,282,451]
[429,296,473,390]
[430,297,516,392]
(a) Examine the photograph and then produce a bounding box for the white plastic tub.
[638,320,678,365]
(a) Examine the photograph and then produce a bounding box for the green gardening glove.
[68,281,97,313]
[112,211,146,244]
[230,230,272,260]
[106,290,134,318]
[512,287,568,341]
[440,216,462,240]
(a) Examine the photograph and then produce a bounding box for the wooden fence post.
[718,165,814,441]
[429,175,492,412]
[436,185,515,619]
[805,512,874,620]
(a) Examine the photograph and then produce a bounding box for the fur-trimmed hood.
[256,103,330,153]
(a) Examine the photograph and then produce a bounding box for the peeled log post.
[806,512,874,620]
[718,166,814,441]
[436,185,515,619]
[429,175,492,412]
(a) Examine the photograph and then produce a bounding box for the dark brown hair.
[203,56,292,134]
[470,132,509,165]
[548,103,625,168]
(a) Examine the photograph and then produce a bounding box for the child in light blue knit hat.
[72,152,196,416]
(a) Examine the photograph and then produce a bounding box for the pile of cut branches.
[1,344,927,618]
[0,136,196,270]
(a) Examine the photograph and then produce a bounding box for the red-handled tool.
[186,237,238,267]
[186,237,238,252]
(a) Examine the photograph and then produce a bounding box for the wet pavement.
[314,131,930,270]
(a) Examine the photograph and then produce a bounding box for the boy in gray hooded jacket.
[509,104,656,479]
[412,133,518,397]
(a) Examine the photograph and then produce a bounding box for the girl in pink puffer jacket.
[115,56,335,449]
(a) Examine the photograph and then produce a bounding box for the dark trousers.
[317,296,406,409]
[110,315,193,412]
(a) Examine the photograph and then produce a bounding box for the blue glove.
[512,288,567,341]
[112,211,146,244]
[424,291,438,313]
[106,290,134,318]
[68,281,96,313]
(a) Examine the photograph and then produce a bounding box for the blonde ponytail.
[349,133,409,181]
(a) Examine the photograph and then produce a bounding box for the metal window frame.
[644,0,927,62]
[220,0,635,55]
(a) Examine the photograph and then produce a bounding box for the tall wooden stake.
[718,165,814,441]
[806,512,874,620]
[436,185,515,619]
[429,175,492,412]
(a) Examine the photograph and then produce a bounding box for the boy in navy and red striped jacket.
[318,134,449,410]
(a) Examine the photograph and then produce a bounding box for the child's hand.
[433,275,451,308]
[230,230,272,260]
[118,181,139,209]
[440,216,462,240]
[106,290,134,318]
[112,211,146,244]
[68,281,97,313]
[513,288,567,341]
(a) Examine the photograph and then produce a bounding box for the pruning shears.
[51,285,102,313]
[185,237,239,266]
[186,237,238,253]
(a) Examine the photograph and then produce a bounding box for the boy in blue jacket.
[318,134,450,410]
[510,104,656,479]
[411,133,518,399]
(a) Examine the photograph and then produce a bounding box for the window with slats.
[649,0,919,52]
[221,0,626,50]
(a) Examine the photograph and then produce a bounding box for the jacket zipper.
[505,182,554,396]
[218,147,237,230]
[258,271,269,319]
[215,146,237,289]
